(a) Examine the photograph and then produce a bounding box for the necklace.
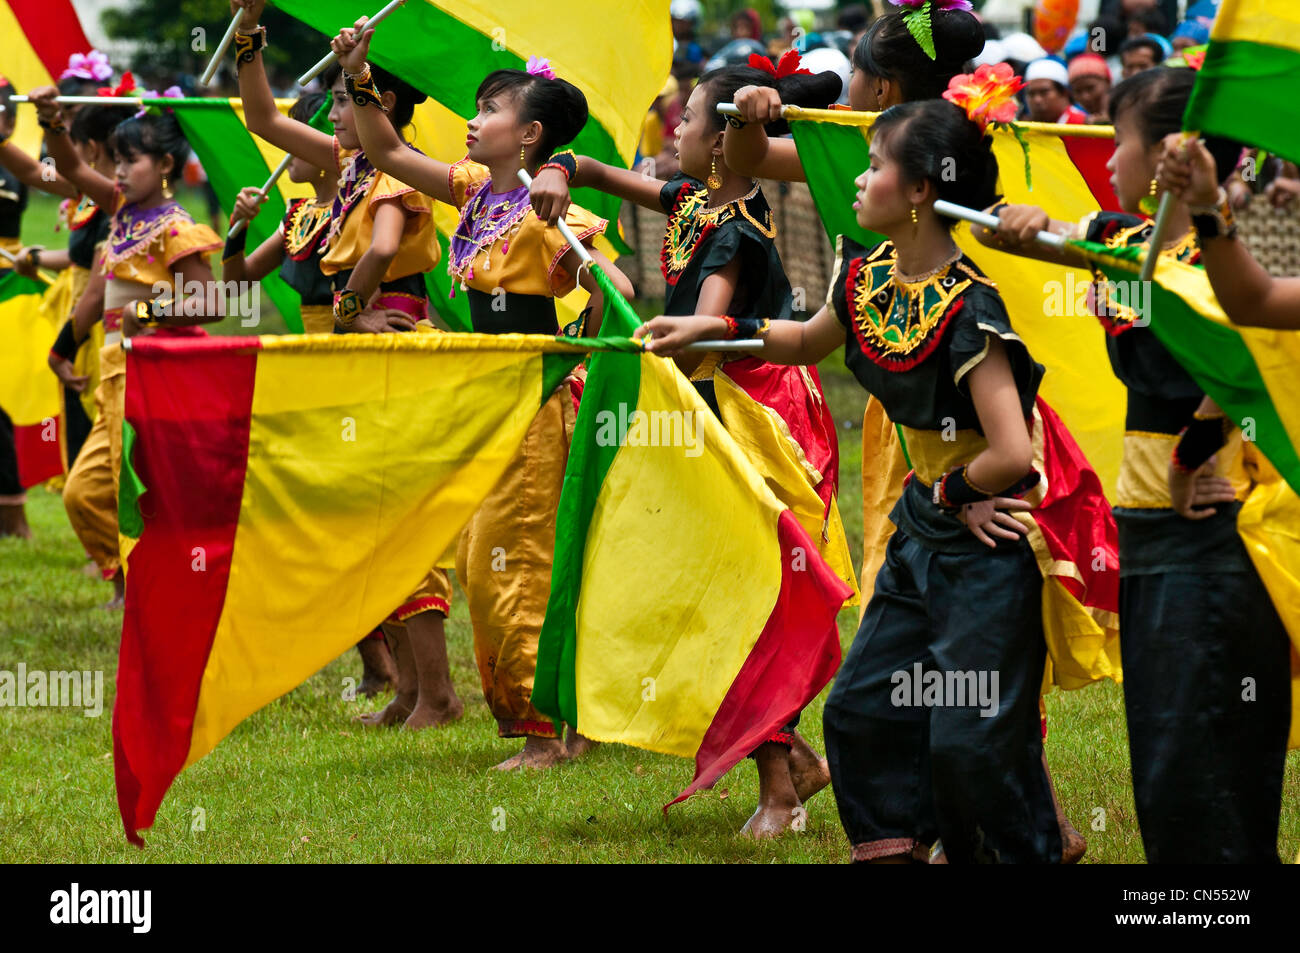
[448,179,531,289]
[892,245,963,286]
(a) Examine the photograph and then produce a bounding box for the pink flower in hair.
[62,51,114,82]
[526,56,556,80]
[887,0,973,10]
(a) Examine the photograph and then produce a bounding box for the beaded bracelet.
[720,315,770,339]
[344,66,388,113]
[1188,188,1237,241]
[538,150,578,182]
[932,465,994,510]
[334,288,364,329]
[234,26,267,68]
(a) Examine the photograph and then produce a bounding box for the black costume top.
[658,174,792,320]
[279,198,333,307]
[0,165,28,240]
[65,196,110,269]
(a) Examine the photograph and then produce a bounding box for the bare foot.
[564,727,597,760]
[102,595,124,611]
[0,504,31,539]
[82,560,101,578]
[102,571,125,611]
[788,731,831,803]
[1060,818,1087,864]
[356,637,397,698]
[491,736,567,771]
[403,695,464,730]
[740,798,804,840]
[357,693,414,727]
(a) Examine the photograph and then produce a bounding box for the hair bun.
[932,9,985,66]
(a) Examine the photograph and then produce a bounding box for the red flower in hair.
[97,71,137,99]
[747,50,813,79]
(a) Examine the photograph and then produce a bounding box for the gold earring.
[706,155,723,190]
[1140,177,1160,216]
[910,205,918,237]
[162,174,173,199]
[520,144,527,166]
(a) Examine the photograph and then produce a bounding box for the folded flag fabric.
[112,331,617,845]
[0,268,64,486]
[533,264,856,807]
[276,0,673,255]
[788,106,1127,495]
[1184,0,1300,164]
[1079,239,1300,496]
[1,0,93,158]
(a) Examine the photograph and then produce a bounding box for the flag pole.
[11,96,144,105]
[296,0,409,86]
[227,154,291,239]
[199,12,245,87]
[933,199,1069,248]
[0,247,56,286]
[516,168,762,352]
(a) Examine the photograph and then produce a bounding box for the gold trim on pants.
[64,343,123,578]
[457,388,574,738]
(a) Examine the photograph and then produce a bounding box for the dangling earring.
[707,155,723,190]
[1139,177,1160,216]
[520,144,527,167]
[161,174,173,199]
[910,205,919,238]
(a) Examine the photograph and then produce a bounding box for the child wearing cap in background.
[1067,53,1113,124]
[1023,58,1088,125]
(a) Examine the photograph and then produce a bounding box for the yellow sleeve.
[161,221,222,268]
[447,157,490,210]
[541,202,608,296]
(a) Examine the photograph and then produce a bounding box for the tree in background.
[102,0,328,90]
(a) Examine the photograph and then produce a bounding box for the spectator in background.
[1171,17,1211,53]
[1023,58,1087,124]
[1067,53,1112,123]
[1124,7,1170,40]
[671,0,706,66]
[1119,34,1169,78]
[1099,0,1179,33]
[837,2,875,35]
[731,8,762,42]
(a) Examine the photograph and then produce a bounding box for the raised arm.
[331,22,453,204]
[1159,134,1300,329]
[0,142,77,199]
[27,88,115,209]
[530,158,667,226]
[220,187,285,283]
[230,0,335,171]
[721,86,807,183]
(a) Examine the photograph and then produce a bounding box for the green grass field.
[3,193,1298,863]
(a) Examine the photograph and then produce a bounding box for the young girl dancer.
[31,89,223,607]
[529,61,860,835]
[329,18,634,767]
[231,0,462,729]
[640,93,1062,864]
[980,67,1292,863]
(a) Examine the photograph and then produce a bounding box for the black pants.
[64,386,91,468]
[0,406,21,496]
[1120,567,1290,863]
[823,526,1060,863]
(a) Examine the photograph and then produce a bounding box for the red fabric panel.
[666,509,852,809]
[113,336,259,846]
[720,358,840,510]
[1031,396,1119,616]
[1062,134,1122,213]
[13,419,63,487]
[6,0,93,78]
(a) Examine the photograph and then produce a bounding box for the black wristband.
[1173,415,1229,473]
[999,468,1041,498]
[222,225,248,263]
[933,465,993,510]
[51,319,79,362]
[539,150,577,182]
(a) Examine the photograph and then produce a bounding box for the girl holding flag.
[528,59,859,836]
[30,88,223,608]
[978,66,1292,863]
[328,17,635,768]
[638,85,1062,863]
[230,0,465,731]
